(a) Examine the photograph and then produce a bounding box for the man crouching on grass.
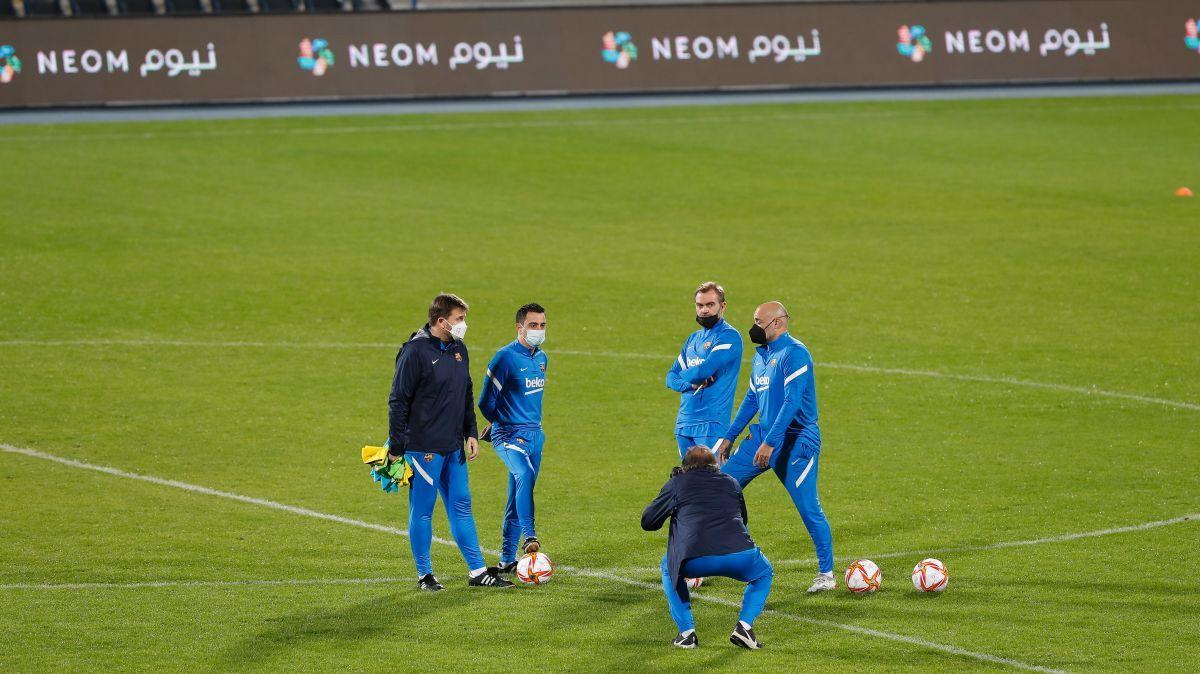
[642,446,774,649]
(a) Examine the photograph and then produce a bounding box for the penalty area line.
[2,443,1064,673]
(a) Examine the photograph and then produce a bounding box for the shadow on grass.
[218,585,476,668]
[217,575,680,669]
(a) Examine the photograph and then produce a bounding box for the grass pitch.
[1,93,1198,672]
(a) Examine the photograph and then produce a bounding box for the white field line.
[1,338,1196,412]
[815,363,1200,412]
[0,442,458,549]
[0,338,397,348]
[0,101,1196,144]
[618,512,1200,575]
[0,577,407,591]
[562,567,1065,674]
[1,443,1062,673]
[555,349,1200,412]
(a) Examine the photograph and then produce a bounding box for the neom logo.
[602,31,637,69]
[298,37,334,76]
[897,25,932,62]
[0,44,22,84]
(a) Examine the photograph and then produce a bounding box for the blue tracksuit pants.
[721,425,834,574]
[675,422,727,460]
[661,547,774,632]
[493,428,545,564]
[406,449,486,577]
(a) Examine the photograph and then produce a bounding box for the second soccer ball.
[911,558,948,592]
[845,559,882,593]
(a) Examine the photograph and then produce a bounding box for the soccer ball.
[844,559,881,593]
[912,558,948,592]
[686,577,704,590]
[516,551,553,585]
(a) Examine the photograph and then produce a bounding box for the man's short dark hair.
[516,302,546,324]
[681,446,716,472]
[428,293,469,323]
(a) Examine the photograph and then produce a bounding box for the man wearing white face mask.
[479,303,550,573]
[389,293,512,590]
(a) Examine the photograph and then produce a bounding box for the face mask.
[524,329,546,347]
[748,321,769,345]
[444,319,468,341]
[695,314,720,330]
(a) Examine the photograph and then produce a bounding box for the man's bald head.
[756,301,788,323]
[751,301,790,344]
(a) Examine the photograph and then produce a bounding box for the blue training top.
[478,339,548,432]
[724,331,820,450]
[665,317,743,434]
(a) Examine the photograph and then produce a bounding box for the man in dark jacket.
[388,293,511,590]
[642,446,773,649]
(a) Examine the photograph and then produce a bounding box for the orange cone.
[1176,187,1194,197]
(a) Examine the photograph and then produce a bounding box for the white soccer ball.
[685,577,704,590]
[845,559,881,593]
[516,551,553,585]
[912,558,948,592]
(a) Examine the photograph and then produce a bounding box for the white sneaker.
[806,573,836,593]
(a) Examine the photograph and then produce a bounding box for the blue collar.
[512,339,540,357]
[756,331,789,354]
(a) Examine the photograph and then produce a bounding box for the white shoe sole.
[730,632,762,650]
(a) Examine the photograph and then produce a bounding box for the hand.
[714,438,732,465]
[387,452,402,463]
[465,437,479,461]
[480,424,492,443]
[753,442,775,468]
[689,376,717,391]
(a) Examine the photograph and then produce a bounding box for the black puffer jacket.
[388,325,478,454]
[641,466,754,597]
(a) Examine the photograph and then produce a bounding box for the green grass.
[1,93,1198,672]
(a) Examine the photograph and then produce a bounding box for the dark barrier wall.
[1,0,1198,108]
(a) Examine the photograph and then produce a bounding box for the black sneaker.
[417,573,444,592]
[522,537,540,554]
[468,567,514,588]
[672,631,698,649]
[497,560,518,575]
[730,622,762,650]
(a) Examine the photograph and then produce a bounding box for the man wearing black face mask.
[713,301,836,593]
[665,282,744,460]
